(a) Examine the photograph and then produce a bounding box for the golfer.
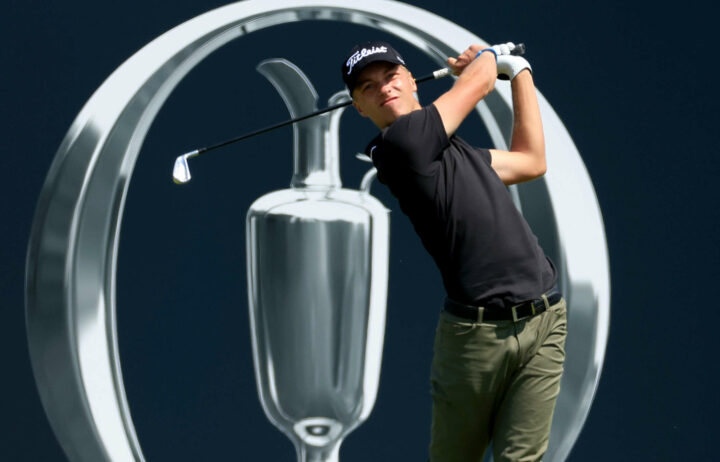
[341,41,567,461]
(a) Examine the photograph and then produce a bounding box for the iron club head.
[172,150,200,184]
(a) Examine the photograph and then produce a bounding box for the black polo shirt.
[366,104,556,307]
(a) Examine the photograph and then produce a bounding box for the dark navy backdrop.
[2,1,716,460]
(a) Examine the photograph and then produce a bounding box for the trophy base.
[293,417,343,447]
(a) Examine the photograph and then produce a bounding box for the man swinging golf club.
[342,41,567,462]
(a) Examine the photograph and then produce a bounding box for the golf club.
[172,43,526,184]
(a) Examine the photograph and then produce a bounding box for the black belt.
[444,290,562,322]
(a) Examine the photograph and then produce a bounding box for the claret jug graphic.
[246,59,390,462]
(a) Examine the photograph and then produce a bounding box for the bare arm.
[489,69,546,185]
[433,45,497,137]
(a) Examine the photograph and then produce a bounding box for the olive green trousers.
[429,298,567,462]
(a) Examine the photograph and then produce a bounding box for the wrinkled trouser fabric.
[429,298,567,462]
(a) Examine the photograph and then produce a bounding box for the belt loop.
[476,306,484,324]
[511,305,519,322]
[542,294,550,310]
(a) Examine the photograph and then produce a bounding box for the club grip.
[511,43,526,55]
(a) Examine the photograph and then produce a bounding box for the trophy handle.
[257,58,342,190]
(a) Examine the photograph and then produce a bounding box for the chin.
[378,116,398,129]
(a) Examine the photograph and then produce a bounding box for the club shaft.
[191,43,526,156]
[198,100,352,155]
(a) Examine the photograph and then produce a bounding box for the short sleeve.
[380,105,449,174]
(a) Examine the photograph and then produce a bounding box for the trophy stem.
[296,441,341,462]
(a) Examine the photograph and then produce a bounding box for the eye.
[384,71,400,84]
[361,82,375,93]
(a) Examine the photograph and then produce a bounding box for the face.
[352,62,421,129]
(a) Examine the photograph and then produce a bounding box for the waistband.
[444,288,562,323]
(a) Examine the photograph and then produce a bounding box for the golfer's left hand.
[489,42,516,56]
[497,55,532,80]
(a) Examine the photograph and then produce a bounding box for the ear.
[403,67,418,92]
[353,100,368,118]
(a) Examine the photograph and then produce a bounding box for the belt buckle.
[511,302,536,322]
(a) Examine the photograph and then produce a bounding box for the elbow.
[531,142,546,178]
[535,158,547,177]
[520,146,547,180]
[526,150,546,180]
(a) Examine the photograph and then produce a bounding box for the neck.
[377,103,422,129]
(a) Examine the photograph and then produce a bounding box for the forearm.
[509,71,545,172]
[434,48,497,135]
[489,68,547,184]
[453,51,497,101]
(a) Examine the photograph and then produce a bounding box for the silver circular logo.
[26,1,609,460]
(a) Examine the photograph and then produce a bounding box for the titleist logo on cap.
[341,41,407,91]
[346,46,389,75]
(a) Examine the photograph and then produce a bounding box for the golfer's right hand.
[447,44,488,75]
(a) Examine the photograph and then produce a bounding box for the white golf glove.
[488,42,516,56]
[496,55,532,80]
